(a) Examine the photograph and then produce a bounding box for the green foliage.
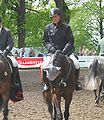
[71,6,93,51]
[25,9,50,47]
[0,0,103,53]
[70,0,104,52]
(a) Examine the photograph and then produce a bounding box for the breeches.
[69,53,80,69]
[7,55,18,67]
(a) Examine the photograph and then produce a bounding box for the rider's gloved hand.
[50,47,56,54]
[3,49,9,57]
[56,50,63,55]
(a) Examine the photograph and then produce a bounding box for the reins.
[48,56,72,93]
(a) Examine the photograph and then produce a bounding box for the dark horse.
[42,50,76,120]
[0,53,11,120]
[85,57,104,106]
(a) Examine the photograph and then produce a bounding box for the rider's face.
[51,15,61,24]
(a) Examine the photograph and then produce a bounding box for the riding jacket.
[0,27,13,52]
[43,21,75,56]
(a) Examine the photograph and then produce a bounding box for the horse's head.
[52,50,70,78]
[52,50,66,67]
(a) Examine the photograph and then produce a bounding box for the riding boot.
[12,67,19,87]
[41,70,49,92]
[76,68,82,90]
[10,66,23,102]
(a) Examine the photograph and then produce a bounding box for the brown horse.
[42,50,76,120]
[0,53,11,120]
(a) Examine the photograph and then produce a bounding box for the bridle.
[48,54,72,93]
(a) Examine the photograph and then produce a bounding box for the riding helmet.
[49,8,62,17]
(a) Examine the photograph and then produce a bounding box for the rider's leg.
[7,56,19,86]
[12,66,21,87]
[41,70,49,92]
[69,53,82,90]
[76,68,82,90]
[7,56,23,101]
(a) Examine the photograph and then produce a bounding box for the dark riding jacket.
[43,21,75,56]
[0,27,13,52]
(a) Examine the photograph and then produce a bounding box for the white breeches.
[69,53,80,69]
[7,55,18,67]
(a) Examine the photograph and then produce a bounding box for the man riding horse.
[42,7,82,91]
[0,16,23,103]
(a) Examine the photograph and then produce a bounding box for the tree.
[0,0,26,48]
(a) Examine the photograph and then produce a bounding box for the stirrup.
[42,84,49,92]
[76,82,82,90]
[59,80,67,87]
[62,81,67,87]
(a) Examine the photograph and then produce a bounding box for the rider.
[42,7,82,91]
[0,16,23,102]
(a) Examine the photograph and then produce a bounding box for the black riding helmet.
[49,8,62,17]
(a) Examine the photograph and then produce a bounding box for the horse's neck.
[61,60,69,76]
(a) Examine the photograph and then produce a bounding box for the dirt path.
[0,69,104,120]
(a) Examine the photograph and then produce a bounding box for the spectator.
[78,46,84,56]
[79,46,89,55]
[88,48,97,56]
[14,50,19,57]
[20,48,25,57]
[28,47,35,57]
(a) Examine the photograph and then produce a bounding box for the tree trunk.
[17,0,25,48]
[99,0,103,39]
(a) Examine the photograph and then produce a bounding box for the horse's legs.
[53,105,57,120]
[95,80,103,106]
[2,94,10,120]
[100,79,104,101]
[46,98,54,120]
[52,94,62,120]
[94,89,97,100]
[64,95,72,120]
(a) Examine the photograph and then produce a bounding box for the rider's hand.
[50,47,56,54]
[3,49,9,57]
[56,50,63,54]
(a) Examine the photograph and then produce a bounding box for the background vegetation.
[0,0,104,54]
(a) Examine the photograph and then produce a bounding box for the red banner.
[16,57,44,68]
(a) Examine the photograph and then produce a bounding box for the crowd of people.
[78,45,97,56]
[14,47,35,58]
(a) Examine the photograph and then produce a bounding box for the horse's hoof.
[3,118,8,120]
[63,82,67,87]
[94,102,99,107]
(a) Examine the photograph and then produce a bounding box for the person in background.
[0,16,23,102]
[20,48,25,57]
[28,47,35,57]
[82,45,89,56]
[88,48,97,56]
[14,50,19,58]
[42,8,82,92]
[78,46,84,56]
